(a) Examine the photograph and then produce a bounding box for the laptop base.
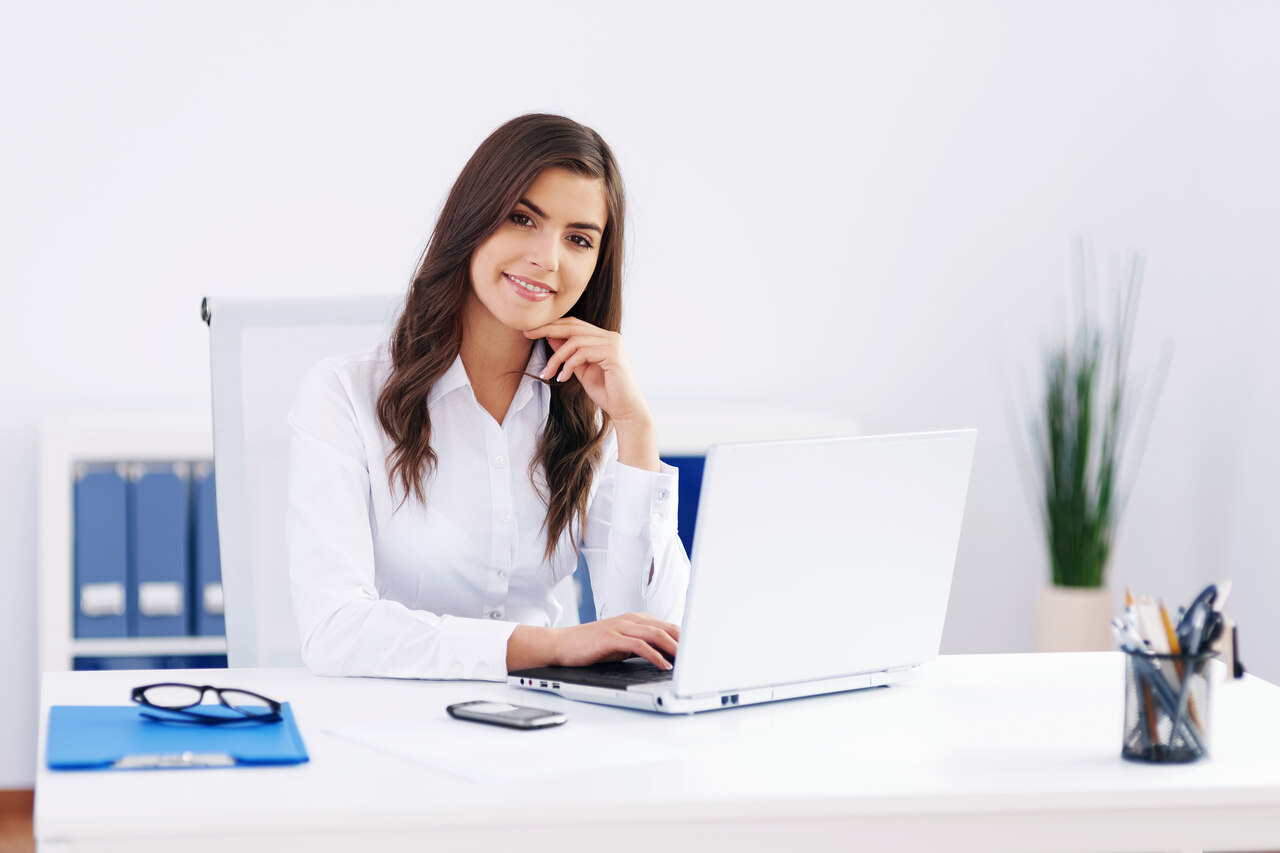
[510,665,921,714]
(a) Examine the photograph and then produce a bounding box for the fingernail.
[557,369,569,382]
[539,368,550,380]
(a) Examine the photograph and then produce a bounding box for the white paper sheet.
[326,715,684,782]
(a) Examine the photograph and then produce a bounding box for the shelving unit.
[37,413,226,673]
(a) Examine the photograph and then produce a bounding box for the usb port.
[551,683,560,689]
[721,696,729,706]
[540,681,548,688]
[730,694,739,705]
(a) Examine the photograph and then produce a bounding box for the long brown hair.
[377,114,626,559]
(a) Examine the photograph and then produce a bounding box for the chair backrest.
[204,295,402,667]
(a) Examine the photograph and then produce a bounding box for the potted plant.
[1026,241,1170,651]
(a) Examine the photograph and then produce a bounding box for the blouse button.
[489,610,503,620]
[656,488,670,501]
[651,513,663,526]
[493,455,507,469]
[499,511,513,524]
[498,569,508,580]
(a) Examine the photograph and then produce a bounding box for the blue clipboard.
[46,703,309,770]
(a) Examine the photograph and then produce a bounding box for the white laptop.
[510,429,976,714]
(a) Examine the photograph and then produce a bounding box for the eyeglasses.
[131,682,283,725]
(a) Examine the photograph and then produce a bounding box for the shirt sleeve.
[286,361,516,681]
[580,436,691,624]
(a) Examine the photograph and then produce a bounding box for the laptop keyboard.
[575,660,674,687]
[511,658,674,689]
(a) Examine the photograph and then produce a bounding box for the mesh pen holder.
[1122,649,1216,763]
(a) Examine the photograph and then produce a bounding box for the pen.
[1129,596,1165,750]
[1142,671,1160,751]
[1118,616,1146,653]
[1111,619,1138,653]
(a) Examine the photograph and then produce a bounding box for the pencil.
[1159,599,1203,733]
[1160,600,1182,662]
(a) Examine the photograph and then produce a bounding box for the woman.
[287,114,689,681]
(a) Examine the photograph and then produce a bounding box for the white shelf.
[71,636,228,658]
[37,414,218,673]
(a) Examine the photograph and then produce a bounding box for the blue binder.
[72,655,228,671]
[192,464,225,637]
[660,454,705,559]
[129,464,191,637]
[46,703,309,770]
[74,466,130,638]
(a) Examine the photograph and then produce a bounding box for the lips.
[503,272,555,301]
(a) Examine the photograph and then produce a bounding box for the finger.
[623,637,673,671]
[622,624,679,661]
[544,338,614,381]
[526,318,604,338]
[524,322,584,343]
[623,613,681,643]
[540,337,586,380]
[557,346,615,381]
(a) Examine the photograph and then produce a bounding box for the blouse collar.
[430,340,551,416]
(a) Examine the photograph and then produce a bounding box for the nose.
[527,231,559,273]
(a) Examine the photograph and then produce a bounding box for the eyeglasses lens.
[140,684,205,709]
[217,689,277,717]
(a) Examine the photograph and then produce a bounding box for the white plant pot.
[1035,585,1115,652]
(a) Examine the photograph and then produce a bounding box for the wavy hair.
[376,114,625,560]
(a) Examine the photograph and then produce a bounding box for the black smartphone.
[446,700,567,730]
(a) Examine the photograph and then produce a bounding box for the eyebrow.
[518,197,603,234]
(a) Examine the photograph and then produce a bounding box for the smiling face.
[465,167,609,337]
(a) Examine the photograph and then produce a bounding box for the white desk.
[35,653,1280,853]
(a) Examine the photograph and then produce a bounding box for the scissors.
[1176,584,1218,656]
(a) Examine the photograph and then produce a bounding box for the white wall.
[3,0,1277,786]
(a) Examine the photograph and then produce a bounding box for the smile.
[504,273,553,295]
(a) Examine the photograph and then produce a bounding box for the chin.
[498,308,554,334]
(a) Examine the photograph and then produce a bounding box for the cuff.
[610,461,679,541]
[434,616,518,681]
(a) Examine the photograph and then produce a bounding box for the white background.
[2,0,1277,787]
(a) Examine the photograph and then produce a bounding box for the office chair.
[204,295,590,666]
[203,295,403,667]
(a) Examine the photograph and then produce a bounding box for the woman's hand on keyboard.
[508,614,679,672]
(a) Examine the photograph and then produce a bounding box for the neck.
[460,312,532,379]
[460,334,532,383]
[460,294,534,422]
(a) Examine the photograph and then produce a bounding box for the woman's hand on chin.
[507,614,679,672]
[523,319,649,420]
[524,319,660,471]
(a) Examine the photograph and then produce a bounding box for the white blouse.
[286,342,689,681]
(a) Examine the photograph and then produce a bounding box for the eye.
[510,212,534,228]
[568,234,594,250]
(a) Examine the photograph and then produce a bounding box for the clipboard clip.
[113,751,237,770]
